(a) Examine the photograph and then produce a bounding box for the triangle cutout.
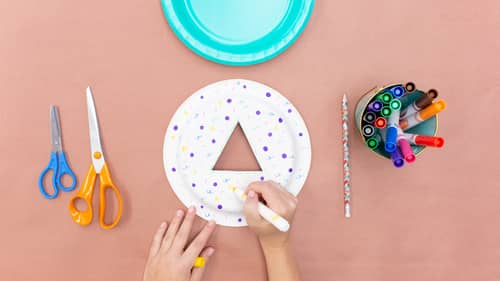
[213,123,263,171]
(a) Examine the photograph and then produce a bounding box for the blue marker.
[390,85,405,98]
[384,108,400,153]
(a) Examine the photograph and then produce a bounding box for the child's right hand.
[243,181,298,248]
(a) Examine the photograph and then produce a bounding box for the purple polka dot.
[192,183,196,187]
[268,132,272,137]
[263,146,268,152]
[200,125,204,130]
[288,109,292,113]
[256,110,261,115]
[278,117,283,123]
[266,92,271,97]
[200,95,204,99]
[217,204,223,209]
[173,125,178,131]
[171,167,176,172]
[227,98,232,103]
[288,168,293,173]
[238,218,242,222]
[225,116,230,121]
[213,182,218,187]
[243,85,247,89]
[260,176,264,181]
[200,205,204,209]
[299,132,303,137]
[190,152,194,157]
[211,139,216,144]
[282,153,288,159]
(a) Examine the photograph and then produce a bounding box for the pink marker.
[397,128,415,163]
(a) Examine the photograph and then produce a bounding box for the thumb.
[244,190,263,225]
[190,247,215,281]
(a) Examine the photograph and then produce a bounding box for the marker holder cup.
[354,83,438,160]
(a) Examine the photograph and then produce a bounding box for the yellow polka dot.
[217,100,223,106]
[271,214,279,222]
[210,126,216,132]
[181,146,187,152]
[170,135,176,140]
[229,186,237,192]
[215,196,220,203]
[183,110,190,116]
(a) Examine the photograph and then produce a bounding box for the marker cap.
[398,138,416,163]
[390,99,402,110]
[405,82,416,92]
[374,117,387,128]
[381,107,392,117]
[390,149,405,168]
[368,100,383,112]
[419,100,446,120]
[384,126,398,152]
[362,124,375,137]
[366,136,380,149]
[415,135,444,147]
[391,86,405,98]
[363,112,376,123]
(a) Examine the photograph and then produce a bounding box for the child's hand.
[143,207,216,281]
[243,181,298,248]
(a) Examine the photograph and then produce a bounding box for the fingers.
[190,247,215,281]
[183,220,216,261]
[246,181,298,221]
[243,190,265,226]
[161,209,184,253]
[171,206,196,252]
[148,222,168,259]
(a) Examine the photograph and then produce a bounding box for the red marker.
[403,133,444,148]
[374,117,387,128]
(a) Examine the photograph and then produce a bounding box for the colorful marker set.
[358,82,446,168]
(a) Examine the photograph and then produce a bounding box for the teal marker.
[390,99,401,110]
[381,107,392,117]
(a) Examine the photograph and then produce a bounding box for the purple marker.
[367,100,383,112]
[390,148,405,168]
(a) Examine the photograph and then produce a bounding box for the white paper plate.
[163,79,311,227]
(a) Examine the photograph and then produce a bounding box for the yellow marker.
[193,257,205,268]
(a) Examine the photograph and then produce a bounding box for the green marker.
[390,99,401,110]
[376,92,393,104]
[366,135,380,149]
[381,106,392,117]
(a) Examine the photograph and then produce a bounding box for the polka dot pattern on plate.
[163,79,311,227]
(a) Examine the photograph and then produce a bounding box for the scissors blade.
[50,105,62,152]
[86,86,106,172]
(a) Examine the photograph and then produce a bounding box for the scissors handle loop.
[38,152,59,199]
[56,151,77,192]
[99,163,123,229]
[69,165,95,226]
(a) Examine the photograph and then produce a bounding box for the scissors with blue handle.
[69,86,123,229]
[38,105,77,199]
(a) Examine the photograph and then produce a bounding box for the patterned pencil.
[342,94,351,218]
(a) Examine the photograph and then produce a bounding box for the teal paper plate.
[161,0,315,66]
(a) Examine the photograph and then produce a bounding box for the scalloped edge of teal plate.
[161,0,315,66]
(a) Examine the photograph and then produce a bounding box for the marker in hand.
[231,186,290,232]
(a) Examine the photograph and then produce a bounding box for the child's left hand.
[143,207,216,281]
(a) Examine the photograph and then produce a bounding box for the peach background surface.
[1,0,500,280]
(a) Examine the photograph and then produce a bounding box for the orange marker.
[399,100,446,130]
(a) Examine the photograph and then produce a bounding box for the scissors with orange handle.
[69,86,123,229]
